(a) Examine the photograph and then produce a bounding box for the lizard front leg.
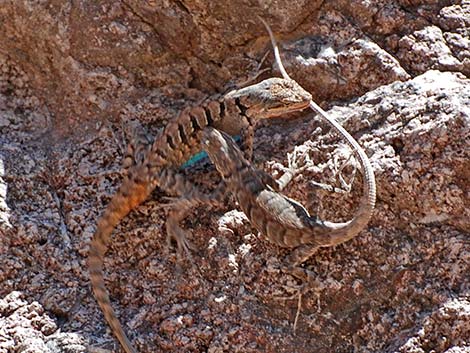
[257,146,311,192]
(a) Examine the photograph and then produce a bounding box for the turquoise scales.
[180,135,242,169]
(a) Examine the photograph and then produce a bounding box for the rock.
[0,292,87,353]
[282,36,410,101]
[324,71,469,232]
[398,26,464,74]
[0,1,469,353]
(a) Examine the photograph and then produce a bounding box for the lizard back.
[89,78,312,352]
[201,127,375,251]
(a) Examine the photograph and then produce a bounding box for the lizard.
[88,77,312,353]
[204,13,378,305]
[201,126,376,279]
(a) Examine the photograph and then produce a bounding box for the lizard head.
[201,127,244,178]
[224,78,312,119]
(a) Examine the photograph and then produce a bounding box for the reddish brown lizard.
[88,78,312,353]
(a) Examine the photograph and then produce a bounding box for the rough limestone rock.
[0,1,469,353]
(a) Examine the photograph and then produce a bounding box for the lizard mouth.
[261,100,311,118]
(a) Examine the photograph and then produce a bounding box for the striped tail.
[89,176,152,353]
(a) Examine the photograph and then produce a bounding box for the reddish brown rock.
[1,1,468,352]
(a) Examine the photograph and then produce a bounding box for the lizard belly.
[235,188,310,248]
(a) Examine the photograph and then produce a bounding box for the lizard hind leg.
[158,168,227,263]
[276,245,324,333]
[165,199,199,263]
[283,244,323,287]
[274,245,324,332]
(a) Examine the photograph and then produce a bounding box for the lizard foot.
[306,146,357,201]
[273,264,324,332]
[276,146,313,191]
[308,179,350,217]
[165,218,196,264]
[281,264,324,297]
[275,287,304,333]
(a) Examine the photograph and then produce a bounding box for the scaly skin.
[201,127,375,268]
[89,78,312,353]
[89,173,150,353]
[257,17,376,264]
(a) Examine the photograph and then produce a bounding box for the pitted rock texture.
[0,1,469,353]
[0,292,87,353]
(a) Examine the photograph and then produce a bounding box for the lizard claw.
[289,147,313,171]
[274,285,304,333]
[331,146,358,193]
[273,280,310,333]
[308,180,348,194]
[275,147,313,191]
[336,154,357,192]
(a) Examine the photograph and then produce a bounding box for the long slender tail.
[311,111,376,245]
[260,17,376,245]
[89,175,152,353]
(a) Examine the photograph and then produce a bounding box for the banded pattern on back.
[89,77,312,353]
